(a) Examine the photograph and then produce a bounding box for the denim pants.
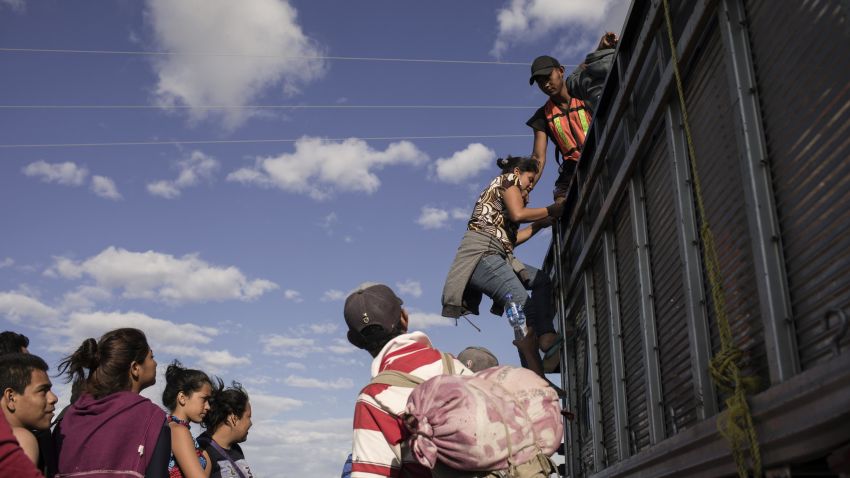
[467,254,555,335]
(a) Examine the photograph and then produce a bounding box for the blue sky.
[0,1,629,476]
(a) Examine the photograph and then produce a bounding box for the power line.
[0,104,535,110]
[0,134,529,149]
[0,47,565,67]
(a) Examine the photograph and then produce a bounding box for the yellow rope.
[660,1,762,477]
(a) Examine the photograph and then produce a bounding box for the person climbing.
[441,155,564,369]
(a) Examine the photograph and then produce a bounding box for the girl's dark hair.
[162,360,213,411]
[496,155,539,174]
[58,328,151,400]
[203,379,250,432]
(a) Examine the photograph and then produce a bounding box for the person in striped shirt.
[344,283,471,478]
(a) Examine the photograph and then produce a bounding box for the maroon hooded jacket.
[55,391,166,477]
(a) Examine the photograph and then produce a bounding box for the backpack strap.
[369,352,457,388]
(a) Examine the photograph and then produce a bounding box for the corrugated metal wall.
[574,300,594,475]
[641,128,699,436]
[683,21,770,395]
[745,0,850,370]
[592,247,618,464]
[613,193,650,454]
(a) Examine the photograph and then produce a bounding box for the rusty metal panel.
[593,247,618,465]
[642,129,699,436]
[744,0,850,369]
[684,21,770,396]
[614,192,650,454]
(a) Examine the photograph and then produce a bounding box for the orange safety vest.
[544,97,592,163]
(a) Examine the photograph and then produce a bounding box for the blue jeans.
[467,254,555,336]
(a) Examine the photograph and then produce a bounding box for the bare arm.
[531,130,549,184]
[169,423,207,478]
[515,217,552,246]
[504,186,562,224]
[11,428,38,465]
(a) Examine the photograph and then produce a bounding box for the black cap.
[343,284,403,335]
[529,55,561,85]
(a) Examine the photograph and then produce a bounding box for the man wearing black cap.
[344,283,470,478]
[527,32,618,199]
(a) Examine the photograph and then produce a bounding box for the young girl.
[162,361,213,478]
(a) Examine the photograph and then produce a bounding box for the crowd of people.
[345,34,618,477]
[2,34,617,478]
[0,330,254,478]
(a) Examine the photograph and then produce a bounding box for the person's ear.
[229,414,239,427]
[129,360,143,381]
[399,309,409,333]
[177,391,187,407]
[3,388,16,411]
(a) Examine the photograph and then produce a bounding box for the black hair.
[203,379,250,432]
[0,331,30,355]
[0,353,48,394]
[162,360,213,411]
[350,324,404,358]
[496,155,539,174]
[58,328,151,400]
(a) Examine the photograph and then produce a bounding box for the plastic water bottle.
[504,293,528,340]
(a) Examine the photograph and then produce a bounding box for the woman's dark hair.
[0,331,30,355]
[496,155,539,174]
[58,328,150,400]
[162,360,212,411]
[203,379,250,432]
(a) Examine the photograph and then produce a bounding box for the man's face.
[535,67,564,97]
[6,369,57,430]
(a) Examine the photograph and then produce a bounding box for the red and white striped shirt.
[351,332,471,478]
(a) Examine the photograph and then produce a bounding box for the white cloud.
[46,246,278,304]
[90,175,122,200]
[434,143,496,183]
[0,258,13,269]
[285,362,306,370]
[249,392,304,419]
[416,207,450,229]
[491,0,628,58]
[326,338,356,355]
[243,417,351,477]
[60,285,112,311]
[147,150,219,199]
[407,310,457,330]
[308,323,338,334]
[0,291,59,324]
[44,310,249,371]
[260,335,316,358]
[283,289,303,303]
[227,136,428,200]
[416,206,469,230]
[321,289,345,302]
[147,0,326,129]
[22,161,88,186]
[283,375,353,390]
[396,279,423,298]
[1,0,25,12]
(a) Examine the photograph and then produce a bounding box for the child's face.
[182,382,213,423]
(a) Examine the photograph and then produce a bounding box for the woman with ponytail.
[162,361,212,478]
[54,328,170,478]
[442,156,564,371]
